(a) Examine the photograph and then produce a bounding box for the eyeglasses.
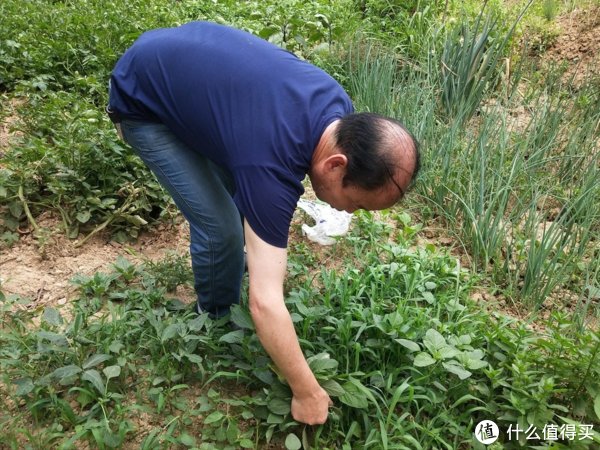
[379,155,406,200]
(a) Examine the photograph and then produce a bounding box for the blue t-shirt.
[109,21,354,248]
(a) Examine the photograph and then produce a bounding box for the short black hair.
[335,112,420,194]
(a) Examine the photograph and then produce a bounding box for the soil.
[2,2,598,318]
[0,212,193,309]
[539,4,600,86]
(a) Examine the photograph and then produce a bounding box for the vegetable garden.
[1,0,599,448]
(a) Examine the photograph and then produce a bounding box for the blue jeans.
[120,119,245,317]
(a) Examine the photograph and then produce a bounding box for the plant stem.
[74,196,134,248]
[17,185,38,232]
[573,337,600,400]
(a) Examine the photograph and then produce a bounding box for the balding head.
[335,112,420,199]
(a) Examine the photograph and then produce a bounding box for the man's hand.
[244,220,331,425]
[292,386,332,425]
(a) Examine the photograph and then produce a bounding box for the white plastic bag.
[296,199,353,245]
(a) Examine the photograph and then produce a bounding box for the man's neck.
[310,120,339,169]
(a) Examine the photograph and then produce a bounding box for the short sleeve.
[233,165,304,248]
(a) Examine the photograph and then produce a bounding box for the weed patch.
[2,216,599,448]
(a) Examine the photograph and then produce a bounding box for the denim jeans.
[120,119,245,317]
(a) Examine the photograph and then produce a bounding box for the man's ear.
[323,154,348,173]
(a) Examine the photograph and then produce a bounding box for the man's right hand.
[291,387,332,425]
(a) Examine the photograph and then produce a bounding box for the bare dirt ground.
[540,3,600,85]
[1,7,598,447]
[1,4,598,314]
[0,213,193,309]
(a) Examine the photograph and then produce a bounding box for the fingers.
[291,391,332,425]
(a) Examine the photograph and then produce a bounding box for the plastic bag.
[296,199,353,245]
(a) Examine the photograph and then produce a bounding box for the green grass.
[338,13,600,313]
[2,215,599,448]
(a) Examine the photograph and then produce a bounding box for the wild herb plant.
[2,213,600,448]
[0,0,354,244]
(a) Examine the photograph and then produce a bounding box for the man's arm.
[244,220,331,425]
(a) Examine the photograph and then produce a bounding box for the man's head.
[309,112,420,213]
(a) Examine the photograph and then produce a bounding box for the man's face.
[314,178,403,214]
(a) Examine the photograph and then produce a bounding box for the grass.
[340,14,600,313]
[2,214,600,448]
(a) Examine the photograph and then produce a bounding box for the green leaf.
[108,341,124,354]
[439,346,460,359]
[51,364,82,382]
[267,413,284,424]
[42,307,63,326]
[442,362,472,380]
[83,353,112,369]
[594,395,600,421]
[458,334,472,345]
[82,369,105,394]
[186,353,203,364]
[187,314,208,331]
[259,25,280,40]
[414,352,436,367]
[219,330,244,344]
[285,433,302,450]
[466,359,488,370]
[446,299,465,312]
[466,349,484,360]
[268,397,291,415]
[9,201,23,219]
[422,291,435,304]
[424,281,437,290]
[112,256,134,274]
[230,305,255,330]
[321,379,345,397]
[76,210,91,223]
[1,231,19,246]
[66,223,79,239]
[179,433,196,447]
[239,438,254,448]
[204,411,224,424]
[395,338,420,352]
[36,330,68,347]
[103,365,121,379]
[423,329,446,353]
[14,378,34,396]
[129,214,148,226]
[308,353,338,373]
[340,380,369,409]
[161,323,180,342]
